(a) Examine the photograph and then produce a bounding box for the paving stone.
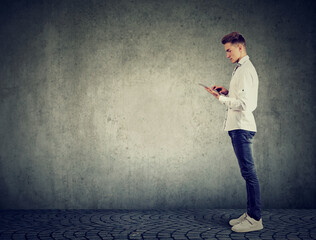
[172,237,187,240]
[0,209,315,239]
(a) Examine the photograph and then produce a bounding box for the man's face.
[224,42,242,63]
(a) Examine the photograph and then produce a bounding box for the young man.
[206,32,263,232]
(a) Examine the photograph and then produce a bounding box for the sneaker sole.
[232,226,264,233]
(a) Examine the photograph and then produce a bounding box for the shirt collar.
[237,55,249,67]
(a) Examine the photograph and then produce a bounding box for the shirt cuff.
[219,95,226,104]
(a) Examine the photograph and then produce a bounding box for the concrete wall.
[0,0,315,209]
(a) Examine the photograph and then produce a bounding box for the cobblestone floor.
[0,209,315,240]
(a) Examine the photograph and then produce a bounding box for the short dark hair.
[221,32,246,47]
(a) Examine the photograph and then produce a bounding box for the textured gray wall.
[0,0,315,209]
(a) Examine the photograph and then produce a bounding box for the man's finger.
[207,88,218,96]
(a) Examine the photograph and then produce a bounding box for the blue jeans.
[228,129,261,221]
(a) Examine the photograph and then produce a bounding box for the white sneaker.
[231,215,263,233]
[229,213,247,226]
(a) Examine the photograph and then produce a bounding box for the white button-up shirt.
[218,55,259,132]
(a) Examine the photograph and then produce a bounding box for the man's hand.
[205,87,220,99]
[212,85,229,96]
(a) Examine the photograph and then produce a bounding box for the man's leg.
[229,130,261,221]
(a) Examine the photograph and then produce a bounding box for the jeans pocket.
[246,131,255,142]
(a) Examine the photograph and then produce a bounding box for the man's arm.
[218,71,256,111]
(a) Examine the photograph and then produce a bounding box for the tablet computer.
[199,83,221,94]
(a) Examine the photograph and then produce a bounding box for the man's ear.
[238,44,243,52]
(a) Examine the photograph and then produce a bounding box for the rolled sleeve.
[219,95,244,111]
